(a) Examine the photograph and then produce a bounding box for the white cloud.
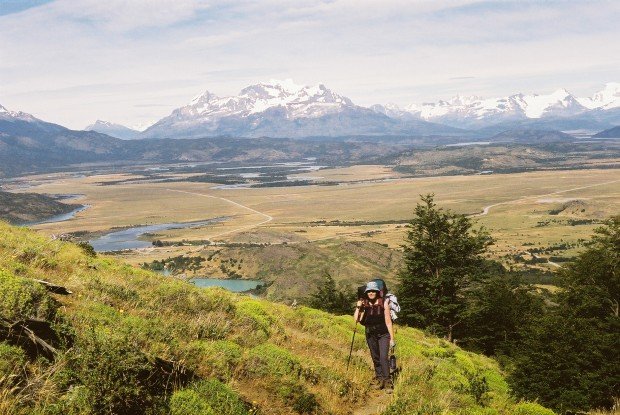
[0,0,618,128]
[51,0,210,31]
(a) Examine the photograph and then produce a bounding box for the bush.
[243,343,300,378]
[185,340,242,381]
[278,380,319,414]
[513,402,556,415]
[170,379,247,415]
[76,241,96,258]
[150,284,234,316]
[0,270,57,321]
[170,389,215,415]
[69,333,175,414]
[43,385,94,415]
[234,300,274,334]
[307,272,355,315]
[0,342,26,379]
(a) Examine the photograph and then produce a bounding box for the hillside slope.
[0,191,76,224]
[593,126,620,138]
[0,222,554,415]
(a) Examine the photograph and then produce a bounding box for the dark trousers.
[366,331,390,380]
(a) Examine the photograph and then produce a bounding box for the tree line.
[398,195,619,414]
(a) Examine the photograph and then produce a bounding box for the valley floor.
[4,165,618,299]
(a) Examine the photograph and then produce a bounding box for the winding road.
[165,189,273,239]
[473,178,620,217]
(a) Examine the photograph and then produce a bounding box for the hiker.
[353,281,396,392]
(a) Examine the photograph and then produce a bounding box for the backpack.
[357,278,401,321]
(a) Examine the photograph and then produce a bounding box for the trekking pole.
[346,319,358,372]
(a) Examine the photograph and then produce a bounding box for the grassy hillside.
[0,222,554,415]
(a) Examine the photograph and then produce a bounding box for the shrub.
[513,402,556,415]
[193,312,232,341]
[0,270,57,321]
[76,241,96,258]
[42,385,94,415]
[185,340,242,381]
[278,380,319,414]
[243,343,300,378]
[234,300,274,334]
[171,379,247,415]
[170,389,215,415]
[0,342,25,379]
[69,333,175,414]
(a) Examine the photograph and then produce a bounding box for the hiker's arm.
[384,301,395,343]
[353,300,362,322]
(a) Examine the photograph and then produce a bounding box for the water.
[190,278,263,292]
[445,141,491,147]
[27,205,89,226]
[89,218,224,252]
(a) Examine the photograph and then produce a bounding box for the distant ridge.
[593,126,620,138]
[0,104,123,177]
[490,129,575,143]
[85,120,140,140]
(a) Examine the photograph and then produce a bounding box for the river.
[88,218,225,252]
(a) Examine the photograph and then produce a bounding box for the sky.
[1,0,619,129]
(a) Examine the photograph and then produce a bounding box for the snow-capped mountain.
[381,83,620,130]
[85,120,140,140]
[0,103,45,123]
[141,79,460,139]
[578,83,620,110]
[0,103,69,136]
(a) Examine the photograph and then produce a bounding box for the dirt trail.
[473,178,620,217]
[352,390,392,415]
[165,188,273,238]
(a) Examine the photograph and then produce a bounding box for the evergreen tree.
[397,194,493,341]
[459,269,545,356]
[307,272,356,315]
[510,217,620,413]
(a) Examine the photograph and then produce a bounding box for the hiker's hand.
[390,339,396,348]
[356,300,362,307]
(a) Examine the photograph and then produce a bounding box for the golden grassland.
[10,167,620,276]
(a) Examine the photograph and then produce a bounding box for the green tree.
[510,216,620,413]
[307,272,356,315]
[458,268,545,356]
[397,194,493,341]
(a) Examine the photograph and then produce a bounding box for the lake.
[190,278,263,292]
[27,204,89,226]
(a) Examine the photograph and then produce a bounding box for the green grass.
[0,221,555,415]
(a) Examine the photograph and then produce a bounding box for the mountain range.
[138,80,620,138]
[1,99,618,180]
[140,79,462,139]
[85,120,141,140]
[7,80,614,140]
[373,82,620,132]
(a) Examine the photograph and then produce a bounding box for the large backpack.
[357,278,401,321]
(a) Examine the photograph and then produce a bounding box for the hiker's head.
[364,281,380,299]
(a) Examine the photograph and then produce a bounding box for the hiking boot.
[383,379,394,394]
[371,378,383,390]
